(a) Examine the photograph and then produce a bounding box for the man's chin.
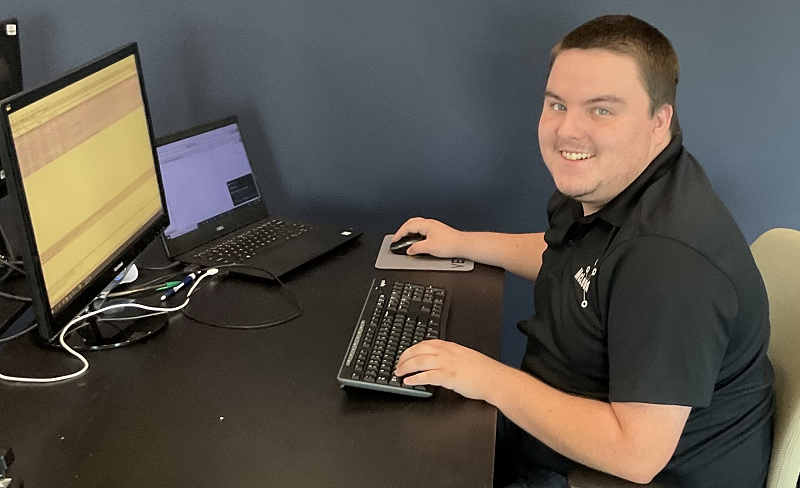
[556,184,595,201]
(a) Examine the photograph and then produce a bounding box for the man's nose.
[556,110,586,140]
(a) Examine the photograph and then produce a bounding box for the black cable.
[0,291,30,302]
[180,264,303,329]
[0,268,12,284]
[128,268,191,288]
[0,258,25,276]
[105,268,193,298]
[0,321,37,343]
[0,220,14,257]
[0,223,26,307]
[105,283,168,298]
[0,223,22,275]
[136,261,182,271]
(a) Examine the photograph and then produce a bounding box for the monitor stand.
[33,298,169,351]
[60,298,169,351]
[38,264,169,351]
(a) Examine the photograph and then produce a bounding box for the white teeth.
[561,151,593,161]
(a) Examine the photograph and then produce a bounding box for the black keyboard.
[192,218,310,264]
[337,278,449,398]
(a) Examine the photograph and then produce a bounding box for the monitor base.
[37,299,169,351]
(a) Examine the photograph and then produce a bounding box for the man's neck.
[582,202,602,216]
[580,133,674,217]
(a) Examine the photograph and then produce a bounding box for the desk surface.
[0,233,504,487]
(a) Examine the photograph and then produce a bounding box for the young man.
[393,15,774,488]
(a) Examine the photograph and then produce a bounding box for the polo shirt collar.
[594,132,684,228]
[545,133,684,246]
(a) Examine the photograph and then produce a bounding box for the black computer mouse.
[390,233,427,255]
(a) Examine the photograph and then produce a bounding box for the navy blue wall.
[3,1,799,364]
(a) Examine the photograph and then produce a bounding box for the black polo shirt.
[513,134,774,487]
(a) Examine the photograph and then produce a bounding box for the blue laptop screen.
[157,122,261,240]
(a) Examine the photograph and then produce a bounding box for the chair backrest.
[750,228,800,488]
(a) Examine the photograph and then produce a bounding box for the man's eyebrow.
[585,95,626,105]
[544,90,563,101]
[543,91,626,105]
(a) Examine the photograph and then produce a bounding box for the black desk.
[0,233,504,487]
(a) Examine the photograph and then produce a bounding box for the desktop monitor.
[0,42,169,347]
[0,17,23,199]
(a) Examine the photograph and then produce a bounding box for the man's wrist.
[452,230,469,259]
[482,362,529,408]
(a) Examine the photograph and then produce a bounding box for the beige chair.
[567,227,800,488]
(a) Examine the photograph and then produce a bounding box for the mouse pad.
[374,235,474,271]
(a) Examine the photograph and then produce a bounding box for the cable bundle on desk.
[0,265,201,344]
[102,262,304,328]
[0,268,220,384]
[0,262,306,383]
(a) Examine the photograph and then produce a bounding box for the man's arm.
[393,217,547,280]
[394,341,690,484]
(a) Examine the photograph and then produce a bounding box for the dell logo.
[216,225,225,232]
[113,261,124,272]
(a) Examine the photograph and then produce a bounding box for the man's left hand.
[394,339,511,401]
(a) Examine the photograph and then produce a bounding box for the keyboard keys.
[337,278,449,398]
[192,218,310,264]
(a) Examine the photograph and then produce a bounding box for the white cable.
[0,268,218,384]
[96,311,166,321]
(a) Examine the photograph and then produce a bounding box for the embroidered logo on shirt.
[574,259,598,308]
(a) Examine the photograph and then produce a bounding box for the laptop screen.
[157,120,262,240]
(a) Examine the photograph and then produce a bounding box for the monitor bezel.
[0,42,169,342]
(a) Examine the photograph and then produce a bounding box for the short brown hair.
[551,15,681,135]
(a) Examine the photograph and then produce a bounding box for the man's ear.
[652,103,674,143]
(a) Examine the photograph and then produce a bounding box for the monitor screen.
[157,119,261,241]
[0,43,168,342]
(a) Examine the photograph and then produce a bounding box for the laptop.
[156,115,361,278]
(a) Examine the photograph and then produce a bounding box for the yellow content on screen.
[8,55,161,310]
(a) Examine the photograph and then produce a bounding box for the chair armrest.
[567,466,666,488]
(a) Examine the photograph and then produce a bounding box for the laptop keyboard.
[337,278,449,398]
[192,218,310,264]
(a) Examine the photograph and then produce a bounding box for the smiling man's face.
[538,48,673,215]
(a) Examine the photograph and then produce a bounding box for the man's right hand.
[392,217,464,258]
[392,217,547,280]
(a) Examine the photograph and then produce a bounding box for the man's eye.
[550,103,566,111]
[594,108,611,115]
